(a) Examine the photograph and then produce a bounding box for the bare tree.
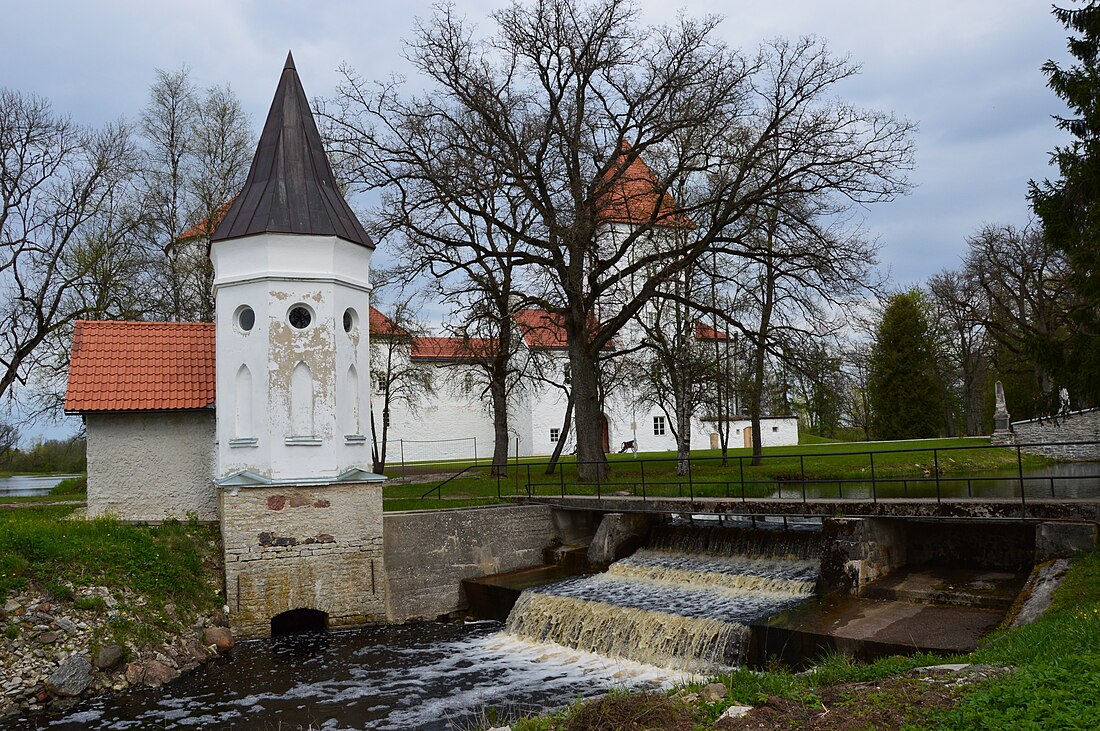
[326,0,912,479]
[0,421,17,467]
[928,269,990,435]
[138,67,253,321]
[1,89,139,402]
[368,300,434,473]
[962,222,1072,416]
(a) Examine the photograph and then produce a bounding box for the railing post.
[739,456,746,502]
[560,466,565,498]
[1051,476,1056,499]
[526,463,532,497]
[688,457,694,501]
[400,440,406,481]
[473,436,478,466]
[800,455,807,504]
[596,461,601,500]
[496,470,501,499]
[934,449,941,504]
[640,460,647,501]
[1017,445,1026,508]
[870,452,877,503]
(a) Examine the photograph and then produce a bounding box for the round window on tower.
[236,306,256,332]
[343,308,358,334]
[288,304,313,330]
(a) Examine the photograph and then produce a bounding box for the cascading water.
[505,524,820,673]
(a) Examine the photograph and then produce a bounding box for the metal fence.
[423,440,1100,506]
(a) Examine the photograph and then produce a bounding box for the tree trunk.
[490,370,509,477]
[750,341,767,466]
[675,370,692,476]
[545,395,574,476]
[570,344,609,481]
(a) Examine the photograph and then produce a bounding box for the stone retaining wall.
[220,482,385,638]
[992,408,1100,460]
[384,504,555,622]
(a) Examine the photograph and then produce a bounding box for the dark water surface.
[22,622,676,731]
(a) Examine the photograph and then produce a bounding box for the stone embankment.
[0,585,233,719]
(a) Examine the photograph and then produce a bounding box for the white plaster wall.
[212,233,374,482]
[374,363,502,463]
[86,411,217,521]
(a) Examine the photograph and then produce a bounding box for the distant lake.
[0,474,81,497]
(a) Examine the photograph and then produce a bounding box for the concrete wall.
[86,411,217,522]
[992,408,1100,460]
[220,482,385,638]
[819,518,1036,595]
[384,504,556,622]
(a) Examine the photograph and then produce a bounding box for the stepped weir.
[500,524,821,673]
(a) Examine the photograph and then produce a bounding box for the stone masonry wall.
[992,408,1100,460]
[384,504,555,622]
[220,482,385,638]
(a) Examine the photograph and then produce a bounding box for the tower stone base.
[219,482,385,638]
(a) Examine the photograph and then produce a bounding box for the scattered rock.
[202,627,234,652]
[139,660,180,688]
[37,632,60,644]
[45,656,92,697]
[3,599,19,613]
[93,644,123,671]
[701,683,728,702]
[183,639,210,663]
[718,705,753,720]
[915,663,970,674]
[54,617,78,634]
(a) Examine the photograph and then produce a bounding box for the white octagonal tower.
[210,52,380,487]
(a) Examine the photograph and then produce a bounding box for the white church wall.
[86,411,217,521]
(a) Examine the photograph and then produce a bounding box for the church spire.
[211,52,372,247]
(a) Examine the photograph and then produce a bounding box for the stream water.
[0,475,79,498]
[18,524,819,730]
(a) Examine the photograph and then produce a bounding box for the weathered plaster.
[86,411,217,522]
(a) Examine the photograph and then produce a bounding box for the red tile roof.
[597,141,692,228]
[369,307,409,337]
[65,321,216,413]
[411,337,497,361]
[515,309,570,349]
[695,321,729,341]
[177,198,236,242]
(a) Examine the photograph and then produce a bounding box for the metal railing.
[425,439,1100,507]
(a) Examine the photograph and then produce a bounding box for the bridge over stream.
[514,493,1100,521]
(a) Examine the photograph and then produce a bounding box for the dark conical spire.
[211,52,372,248]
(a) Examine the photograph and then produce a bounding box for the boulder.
[203,627,234,652]
[46,655,92,697]
[700,683,728,702]
[140,660,180,687]
[94,644,124,671]
[586,513,653,565]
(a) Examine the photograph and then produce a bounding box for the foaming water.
[504,530,820,673]
[23,623,683,731]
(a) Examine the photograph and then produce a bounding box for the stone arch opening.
[270,608,328,636]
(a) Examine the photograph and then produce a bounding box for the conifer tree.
[1030,2,1100,406]
[868,292,944,440]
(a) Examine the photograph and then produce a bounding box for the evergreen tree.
[1030,2,1100,406]
[868,292,944,440]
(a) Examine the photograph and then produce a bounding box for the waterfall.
[503,525,820,674]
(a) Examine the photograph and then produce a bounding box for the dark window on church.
[237,307,255,332]
[289,305,312,329]
[343,308,359,333]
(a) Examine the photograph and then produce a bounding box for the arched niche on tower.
[290,361,315,439]
[235,364,253,437]
[345,364,361,438]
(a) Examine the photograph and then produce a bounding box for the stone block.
[1036,522,1098,561]
[586,512,653,566]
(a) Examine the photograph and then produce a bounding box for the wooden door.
[743,426,753,448]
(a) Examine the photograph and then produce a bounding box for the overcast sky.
[0,0,1075,440]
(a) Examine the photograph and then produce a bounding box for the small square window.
[550,428,560,443]
[653,416,666,436]
[772,426,778,432]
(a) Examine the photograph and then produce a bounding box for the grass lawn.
[386,437,1055,510]
[0,505,223,648]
